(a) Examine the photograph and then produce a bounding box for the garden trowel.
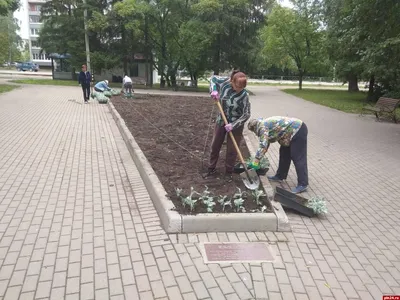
[215,101,260,190]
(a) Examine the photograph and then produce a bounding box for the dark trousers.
[81,84,90,100]
[124,82,133,93]
[276,123,308,186]
[209,124,243,173]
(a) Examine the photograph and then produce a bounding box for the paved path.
[0,84,399,300]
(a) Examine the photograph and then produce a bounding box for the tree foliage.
[0,0,19,16]
[324,0,400,96]
[36,0,400,96]
[39,0,273,86]
[0,13,22,63]
[260,2,327,89]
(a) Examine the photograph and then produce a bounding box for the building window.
[32,51,50,61]
[29,15,41,23]
[30,28,39,36]
[29,4,41,11]
[31,41,40,48]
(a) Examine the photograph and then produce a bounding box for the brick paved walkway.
[0,84,399,300]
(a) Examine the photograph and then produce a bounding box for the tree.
[192,0,274,75]
[39,0,86,68]
[260,3,327,89]
[324,0,400,96]
[0,0,19,16]
[0,13,22,63]
[323,0,364,92]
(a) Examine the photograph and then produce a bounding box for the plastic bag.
[97,93,109,103]
[111,89,120,96]
[103,91,112,97]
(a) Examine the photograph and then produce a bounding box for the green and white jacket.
[209,75,251,130]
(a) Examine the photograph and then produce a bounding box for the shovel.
[214,100,260,190]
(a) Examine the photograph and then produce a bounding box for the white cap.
[105,80,109,85]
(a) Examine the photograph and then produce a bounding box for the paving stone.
[254,281,268,299]
[150,280,167,298]
[192,281,210,299]
[182,292,198,300]
[161,270,177,287]
[136,275,151,292]
[265,275,280,292]
[199,271,218,289]
[216,276,235,294]
[109,278,124,296]
[4,285,21,300]
[51,287,66,300]
[166,286,184,300]
[184,265,201,282]
[208,287,226,300]
[81,282,94,300]
[0,85,399,300]
[176,276,193,294]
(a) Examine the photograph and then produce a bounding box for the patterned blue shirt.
[209,75,251,130]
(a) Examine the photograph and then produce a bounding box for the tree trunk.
[192,74,198,88]
[160,73,165,88]
[144,15,150,86]
[347,73,359,92]
[213,34,221,75]
[298,71,303,90]
[367,75,375,101]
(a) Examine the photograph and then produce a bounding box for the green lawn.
[0,84,19,94]
[283,88,369,113]
[197,80,349,88]
[283,88,400,120]
[9,79,78,86]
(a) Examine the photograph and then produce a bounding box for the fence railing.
[248,75,339,82]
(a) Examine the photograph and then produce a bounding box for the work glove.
[247,161,260,170]
[225,124,233,132]
[211,91,219,101]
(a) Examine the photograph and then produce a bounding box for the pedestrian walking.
[203,70,251,182]
[78,64,91,103]
[247,116,309,194]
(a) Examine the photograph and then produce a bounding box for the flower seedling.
[217,195,232,212]
[233,197,244,212]
[199,185,211,201]
[175,188,182,198]
[246,155,270,169]
[306,196,328,215]
[233,187,246,212]
[180,187,200,212]
[233,187,247,199]
[183,196,197,211]
[251,189,266,206]
[202,196,216,213]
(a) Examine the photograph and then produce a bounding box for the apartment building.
[13,0,51,67]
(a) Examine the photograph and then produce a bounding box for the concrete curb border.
[108,99,291,233]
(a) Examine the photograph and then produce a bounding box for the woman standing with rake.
[203,70,251,182]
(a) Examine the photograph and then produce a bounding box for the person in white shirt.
[122,75,133,94]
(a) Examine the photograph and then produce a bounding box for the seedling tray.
[274,186,315,217]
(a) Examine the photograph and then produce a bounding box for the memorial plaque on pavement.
[201,242,276,264]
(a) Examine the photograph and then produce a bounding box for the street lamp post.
[83,0,91,73]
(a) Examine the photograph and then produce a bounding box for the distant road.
[0,69,52,77]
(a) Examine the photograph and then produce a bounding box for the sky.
[279,0,294,8]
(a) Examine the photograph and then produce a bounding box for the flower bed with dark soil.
[112,94,272,215]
